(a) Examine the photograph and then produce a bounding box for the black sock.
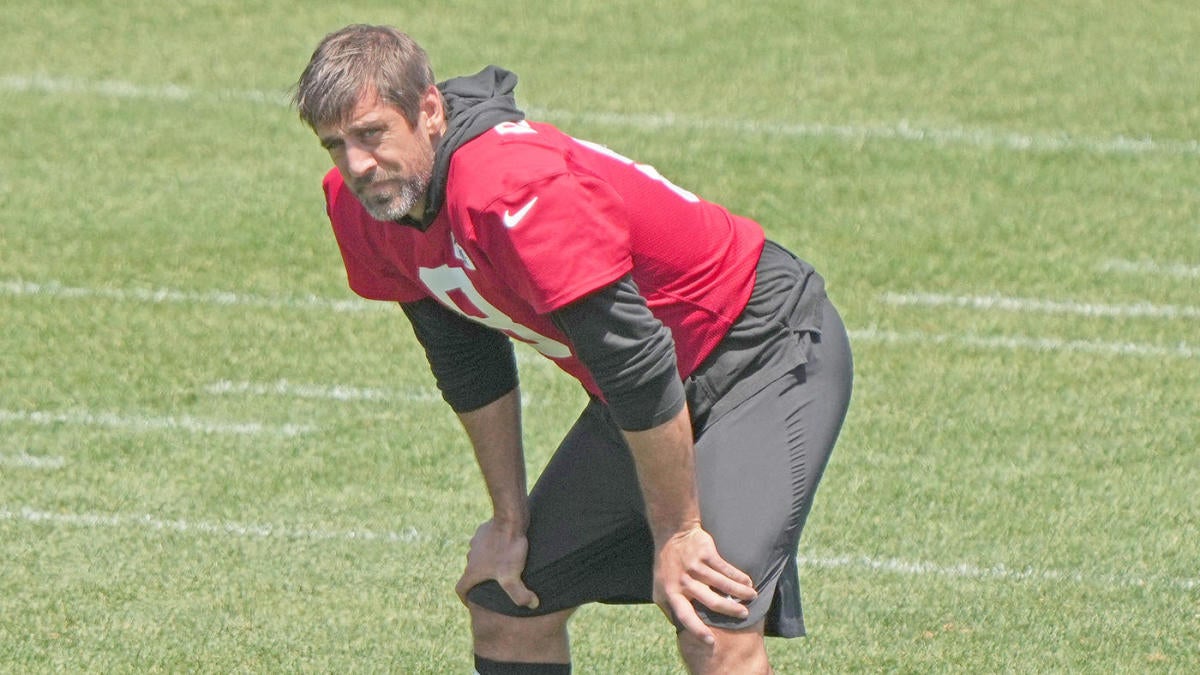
[473,654,571,674]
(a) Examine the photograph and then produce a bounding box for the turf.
[1,1,1197,672]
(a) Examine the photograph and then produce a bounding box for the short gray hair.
[293,24,436,131]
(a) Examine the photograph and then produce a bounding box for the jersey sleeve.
[471,169,633,314]
[550,275,685,431]
[401,298,518,412]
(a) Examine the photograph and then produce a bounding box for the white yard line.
[528,107,1200,157]
[882,291,1200,320]
[797,552,1198,592]
[0,73,289,106]
[2,506,421,543]
[4,504,1194,593]
[0,409,313,436]
[849,327,1198,360]
[205,379,441,403]
[0,279,383,313]
[4,73,1199,157]
[8,278,1194,360]
[1100,259,1200,279]
[0,452,66,470]
[204,378,549,406]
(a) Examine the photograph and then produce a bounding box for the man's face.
[315,88,437,221]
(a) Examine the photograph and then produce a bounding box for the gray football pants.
[467,298,853,638]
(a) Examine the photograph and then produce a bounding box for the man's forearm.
[621,404,703,545]
[457,387,529,530]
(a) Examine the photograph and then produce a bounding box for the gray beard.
[357,171,431,222]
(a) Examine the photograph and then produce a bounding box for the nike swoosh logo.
[502,196,539,229]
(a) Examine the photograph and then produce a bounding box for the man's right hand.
[454,518,541,610]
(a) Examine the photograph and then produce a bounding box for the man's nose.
[344,142,377,178]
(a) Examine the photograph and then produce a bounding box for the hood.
[402,65,525,230]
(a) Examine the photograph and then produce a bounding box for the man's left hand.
[652,524,757,644]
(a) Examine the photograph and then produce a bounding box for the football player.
[295,24,853,675]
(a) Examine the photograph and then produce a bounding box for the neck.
[403,198,428,222]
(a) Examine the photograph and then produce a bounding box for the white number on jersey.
[418,264,572,359]
[572,137,700,203]
[494,120,538,135]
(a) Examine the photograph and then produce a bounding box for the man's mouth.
[354,178,392,198]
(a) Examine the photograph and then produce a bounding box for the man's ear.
[421,85,445,135]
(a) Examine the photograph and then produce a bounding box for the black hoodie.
[398,65,525,231]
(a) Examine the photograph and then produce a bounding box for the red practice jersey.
[323,120,765,397]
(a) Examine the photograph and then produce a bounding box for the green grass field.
[2,1,1197,672]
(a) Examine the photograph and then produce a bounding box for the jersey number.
[496,122,700,203]
[418,265,572,359]
[573,137,700,203]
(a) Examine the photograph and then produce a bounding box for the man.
[294,24,852,674]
